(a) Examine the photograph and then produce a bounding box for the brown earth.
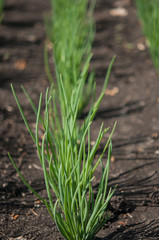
[0,0,159,239]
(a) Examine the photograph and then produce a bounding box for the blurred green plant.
[136,0,159,72]
[9,81,116,239]
[44,0,116,143]
[0,0,4,23]
[45,0,96,116]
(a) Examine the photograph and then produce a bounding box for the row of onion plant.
[9,0,116,239]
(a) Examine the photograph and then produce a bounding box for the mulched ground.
[0,0,159,239]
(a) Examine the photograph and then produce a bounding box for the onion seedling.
[9,78,116,239]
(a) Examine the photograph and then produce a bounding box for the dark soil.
[0,0,159,239]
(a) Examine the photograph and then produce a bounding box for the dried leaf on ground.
[109,8,128,17]
[14,59,27,70]
[105,87,119,96]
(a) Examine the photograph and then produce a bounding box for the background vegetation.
[136,0,159,72]
[0,0,4,23]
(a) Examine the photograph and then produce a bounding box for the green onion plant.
[136,0,159,72]
[44,0,115,143]
[45,0,96,116]
[9,81,116,239]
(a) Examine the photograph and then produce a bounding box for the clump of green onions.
[9,70,116,239]
[45,0,96,116]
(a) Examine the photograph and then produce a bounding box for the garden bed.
[0,0,159,239]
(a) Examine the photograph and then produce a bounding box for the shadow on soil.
[95,220,159,240]
[80,100,145,120]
